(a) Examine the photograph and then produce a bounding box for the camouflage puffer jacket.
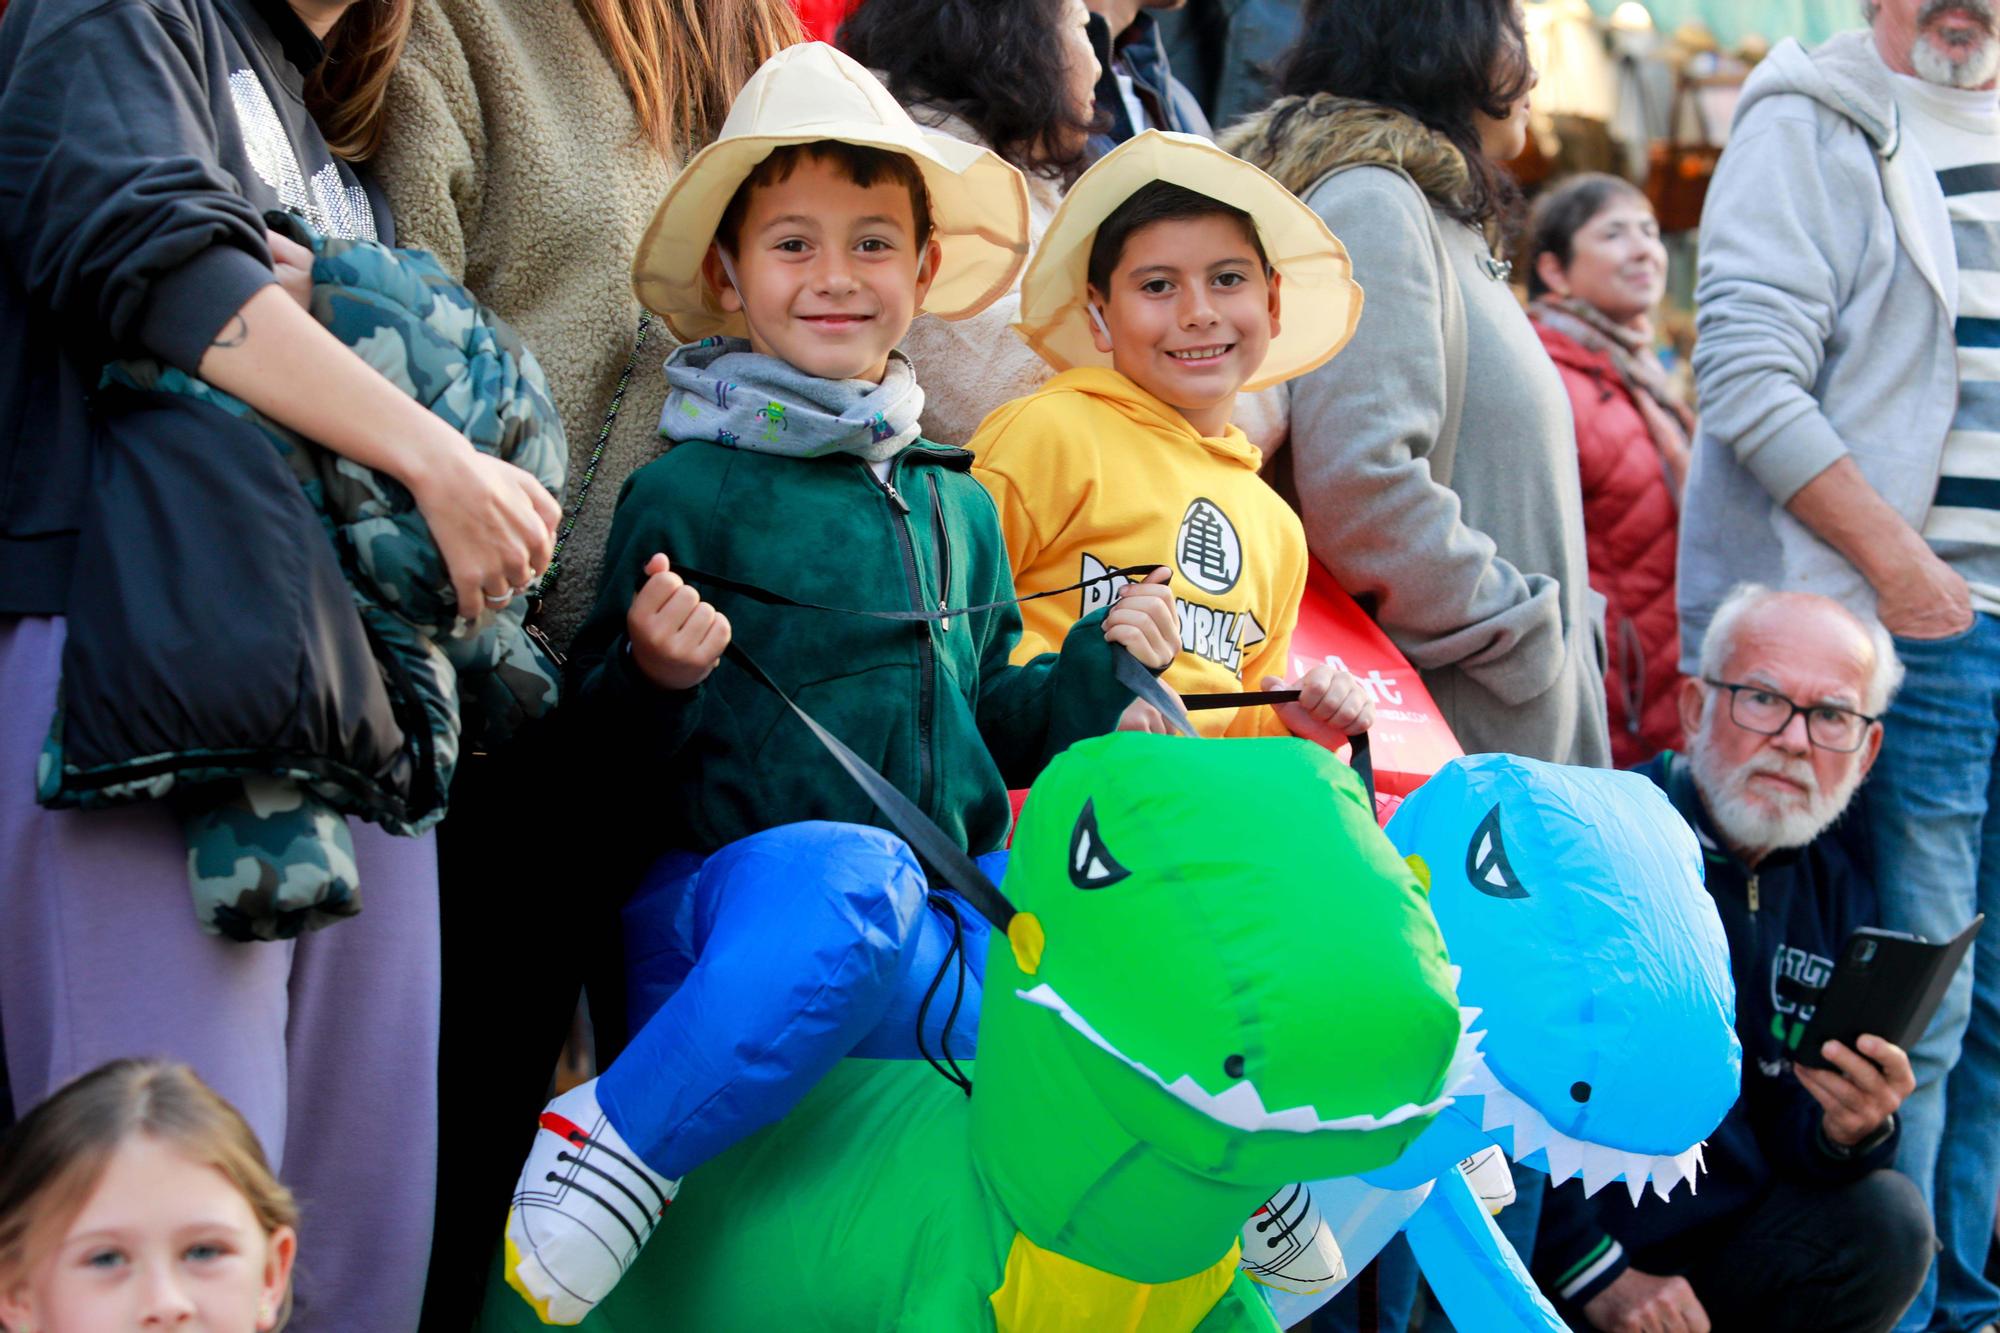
[44,217,565,940]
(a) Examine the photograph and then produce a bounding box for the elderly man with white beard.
[1682,1,2000,1327]
[1535,585,1935,1333]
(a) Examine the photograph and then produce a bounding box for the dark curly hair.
[1274,0,1532,231]
[838,0,1098,181]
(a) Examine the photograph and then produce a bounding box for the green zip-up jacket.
[567,437,1131,857]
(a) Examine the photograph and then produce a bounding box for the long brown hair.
[310,0,416,162]
[0,1061,299,1327]
[580,0,807,160]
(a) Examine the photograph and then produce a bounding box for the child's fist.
[628,553,731,691]
[1266,665,1374,747]
[1104,566,1179,670]
[1114,698,1175,734]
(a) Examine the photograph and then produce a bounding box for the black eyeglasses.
[1701,679,1879,753]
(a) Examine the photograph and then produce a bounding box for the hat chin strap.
[1088,302,1113,348]
[715,248,763,345]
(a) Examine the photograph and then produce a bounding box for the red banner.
[1287,562,1462,824]
[791,0,860,41]
[1009,564,1460,831]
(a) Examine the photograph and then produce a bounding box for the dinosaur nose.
[1224,1054,1246,1080]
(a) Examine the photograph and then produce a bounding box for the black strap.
[1181,688,1300,710]
[671,559,1201,739]
[1113,647,1199,740]
[723,640,1020,932]
[680,562,1375,930]
[1179,690,1376,800]
[1350,731,1375,804]
[668,559,1168,624]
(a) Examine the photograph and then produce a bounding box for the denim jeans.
[1870,613,2000,1333]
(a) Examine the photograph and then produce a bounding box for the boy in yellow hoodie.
[971,130,1371,742]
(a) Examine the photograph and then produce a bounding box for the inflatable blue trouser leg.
[847,850,1000,1060]
[1404,1166,1567,1332]
[600,822,1002,1178]
[621,833,1001,1069]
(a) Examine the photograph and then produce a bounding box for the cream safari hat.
[631,42,1031,343]
[1013,130,1364,392]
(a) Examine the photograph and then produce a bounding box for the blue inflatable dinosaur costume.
[1265,753,1742,1330]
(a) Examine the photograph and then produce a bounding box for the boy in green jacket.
[499,45,1177,1324]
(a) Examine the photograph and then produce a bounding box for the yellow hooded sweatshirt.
[970,367,1306,739]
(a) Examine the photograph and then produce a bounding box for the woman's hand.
[1104,566,1179,669]
[266,228,314,311]
[192,284,559,620]
[404,443,560,621]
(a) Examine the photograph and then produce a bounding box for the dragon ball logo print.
[1078,550,1266,676]
[1176,498,1242,595]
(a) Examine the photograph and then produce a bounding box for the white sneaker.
[1241,1182,1348,1294]
[502,1079,679,1325]
[1458,1143,1518,1215]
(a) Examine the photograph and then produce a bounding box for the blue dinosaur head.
[1383,754,1740,1203]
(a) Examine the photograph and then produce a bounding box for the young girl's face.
[0,1135,295,1333]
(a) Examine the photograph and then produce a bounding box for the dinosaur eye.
[1223,1054,1246,1080]
[1068,798,1132,889]
[1465,805,1528,900]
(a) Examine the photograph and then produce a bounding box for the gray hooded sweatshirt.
[1680,31,1961,667]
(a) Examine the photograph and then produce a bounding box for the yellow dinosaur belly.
[988,1230,1242,1333]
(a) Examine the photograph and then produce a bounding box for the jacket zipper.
[868,459,935,814]
[928,472,953,633]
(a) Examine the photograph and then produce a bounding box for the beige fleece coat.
[374,0,678,650]
[894,106,1065,447]
[1225,96,1609,767]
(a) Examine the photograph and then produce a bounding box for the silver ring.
[482,592,513,608]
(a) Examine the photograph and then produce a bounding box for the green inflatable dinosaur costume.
[478,733,1468,1331]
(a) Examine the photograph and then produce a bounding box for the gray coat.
[1224,97,1611,767]
[1680,32,1960,668]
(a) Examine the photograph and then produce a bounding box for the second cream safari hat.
[1013,130,1364,393]
[631,42,1031,343]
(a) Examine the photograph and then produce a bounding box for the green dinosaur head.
[971,733,1465,1272]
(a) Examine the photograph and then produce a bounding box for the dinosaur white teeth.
[1015,983,1475,1135]
[1581,1148,1622,1199]
[1454,1052,1707,1201]
[1543,1133,1585,1186]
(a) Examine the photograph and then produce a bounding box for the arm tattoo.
[211,314,248,349]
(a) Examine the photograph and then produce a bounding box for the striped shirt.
[1895,74,2000,614]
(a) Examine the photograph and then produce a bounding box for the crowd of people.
[0,0,1995,1330]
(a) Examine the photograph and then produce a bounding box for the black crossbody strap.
[722,640,1019,931]
[668,560,1167,624]
[679,565,1374,927]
